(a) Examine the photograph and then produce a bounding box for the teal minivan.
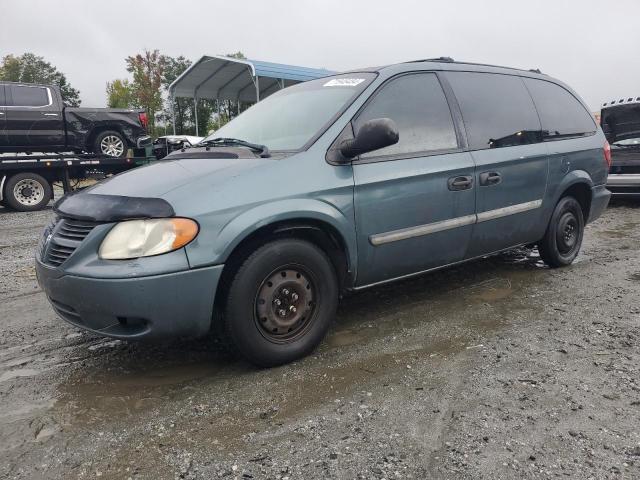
[36,58,611,366]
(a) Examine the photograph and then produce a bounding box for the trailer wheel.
[4,173,53,212]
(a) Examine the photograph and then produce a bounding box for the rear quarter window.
[445,72,542,150]
[10,85,50,107]
[524,78,596,140]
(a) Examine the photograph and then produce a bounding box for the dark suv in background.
[37,59,610,367]
[0,81,150,157]
[601,97,640,194]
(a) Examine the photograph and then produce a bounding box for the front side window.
[353,73,458,158]
[201,73,376,151]
[0,86,6,107]
[10,85,50,107]
[524,78,596,140]
[446,72,542,150]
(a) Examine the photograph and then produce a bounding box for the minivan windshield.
[200,73,376,151]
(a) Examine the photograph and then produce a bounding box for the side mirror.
[339,118,399,159]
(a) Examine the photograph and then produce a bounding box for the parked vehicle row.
[36,58,611,367]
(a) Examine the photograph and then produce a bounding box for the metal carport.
[168,55,334,135]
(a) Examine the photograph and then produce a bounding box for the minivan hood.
[87,156,273,198]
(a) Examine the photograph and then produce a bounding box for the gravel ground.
[1,198,639,479]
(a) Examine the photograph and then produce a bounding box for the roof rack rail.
[405,57,454,64]
[404,58,545,75]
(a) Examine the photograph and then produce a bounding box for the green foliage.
[107,50,250,137]
[0,53,81,106]
[161,55,193,135]
[125,50,167,132]
[106,78,135,109]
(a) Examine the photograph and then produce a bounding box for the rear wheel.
[4,173,53,212]
[224,238,339,367]
[538,196,584,268]
[94,130,127,158]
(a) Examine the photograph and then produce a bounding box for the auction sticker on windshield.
[323,78,366,87]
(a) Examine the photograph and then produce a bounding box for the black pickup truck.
[0,81,150,157]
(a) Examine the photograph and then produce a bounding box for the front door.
[352,72,476,286]
[5,84,65,150]
[443,71,549,256]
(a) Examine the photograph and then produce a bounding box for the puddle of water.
[0,368,40,383]
[0,244,549,476]
[598,221,640,239]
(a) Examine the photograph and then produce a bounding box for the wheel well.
[215,219,351,313]
[561,182,592,221]
[87,126,125,149]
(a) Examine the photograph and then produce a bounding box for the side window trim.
[349,71,464,164]
[6,85,53,108]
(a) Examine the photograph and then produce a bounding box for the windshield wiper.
[198,137,271,157]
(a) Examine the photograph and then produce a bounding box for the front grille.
[41,218,100,267]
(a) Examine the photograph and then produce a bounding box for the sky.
[2,0,639,112]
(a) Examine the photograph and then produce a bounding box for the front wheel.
[94,130,127,158]
[3,173,53,212]
[224,238,339,367]
[538,196,585,268]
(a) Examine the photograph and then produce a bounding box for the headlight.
[99,218,199,260]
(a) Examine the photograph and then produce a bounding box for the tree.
[125,50,167,133]
[106,79,135,108]
[162,55,192,135]
[0,53,81,106]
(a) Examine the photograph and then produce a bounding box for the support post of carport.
[194,95,199,136]
[255,75,260,102]
[170,90,176,135]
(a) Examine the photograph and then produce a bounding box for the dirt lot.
[1,198,639,480]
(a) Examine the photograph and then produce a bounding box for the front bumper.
[136,135,152,148]
[36,259,224,340]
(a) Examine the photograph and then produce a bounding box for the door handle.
[479,171,502,186]
[448,175,473,191]
[43,113,59,116]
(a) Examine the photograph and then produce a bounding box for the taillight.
[138,112,148,131]
[603,141,612,170]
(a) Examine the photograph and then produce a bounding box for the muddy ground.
[1,198,639,480]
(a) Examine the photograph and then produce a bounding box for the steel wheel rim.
[557,212,579,254]
[13,179,45,206]
[254,266,317,343]
[100,135,124,157]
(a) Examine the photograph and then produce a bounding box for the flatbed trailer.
[0,149,154,212]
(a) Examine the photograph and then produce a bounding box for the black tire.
[93,130,127,158]
[4,173,53,212]
[225,238,339,367]
[538,196,584,268]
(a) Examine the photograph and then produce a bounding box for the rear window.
[524,78,596,140]
[446,72,542,150]
[10,85,50,107]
